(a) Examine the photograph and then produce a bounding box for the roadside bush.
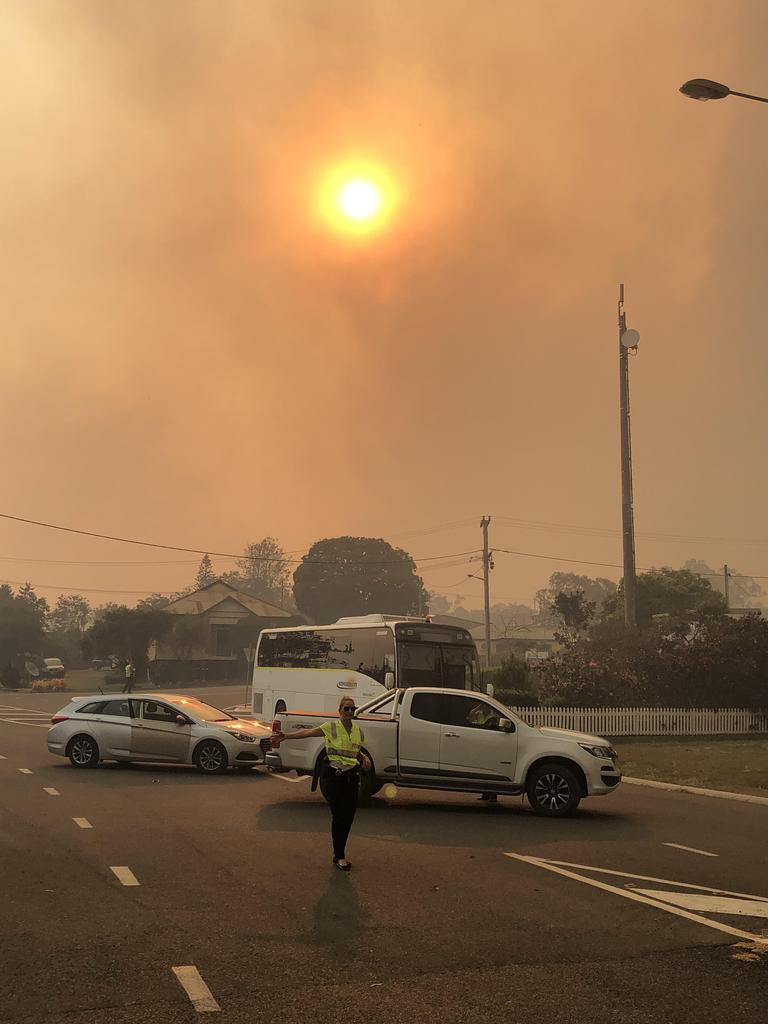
[494,688,539,708]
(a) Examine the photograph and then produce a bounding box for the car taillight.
[271,719,280,732]
[50,715,69,724]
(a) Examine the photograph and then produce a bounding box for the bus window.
[442,646,480,691]
[258,627,395,684]
[398,643,441,687]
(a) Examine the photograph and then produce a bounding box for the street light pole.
[680,78,768,105]
[480,516,492,668]
[618,285,639,629]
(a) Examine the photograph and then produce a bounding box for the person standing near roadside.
[122,660,135,694]
[272,696,371,871]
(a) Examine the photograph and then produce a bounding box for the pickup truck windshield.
[397,643,481,691]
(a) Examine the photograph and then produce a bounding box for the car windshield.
[172,698,232,722]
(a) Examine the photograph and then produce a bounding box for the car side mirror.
[486,683,495,697]
[499,718,514,732]
[384,671,395,689]
[175,715,188,725]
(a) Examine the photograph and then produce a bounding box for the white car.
[269,687,622,816]
[48,693,273,774]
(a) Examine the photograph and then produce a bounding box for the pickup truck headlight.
[579,743,617,759]
[228,731,258,743]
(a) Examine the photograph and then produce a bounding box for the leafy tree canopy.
[48,593,92,634]
[0,584,47,668]
[603,567,727,628]
[84,607,173,671]
[293,537,427,625]
[535,573,617,623]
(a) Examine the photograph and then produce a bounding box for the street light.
[680,78,768,104]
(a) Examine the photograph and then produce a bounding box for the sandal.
[334,859,352,871]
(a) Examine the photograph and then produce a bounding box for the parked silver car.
[47,693,272,774]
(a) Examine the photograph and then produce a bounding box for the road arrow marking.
[505,853,768,946]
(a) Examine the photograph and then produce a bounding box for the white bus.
[251,614,483,720]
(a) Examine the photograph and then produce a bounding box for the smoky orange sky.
[2,0,767,612]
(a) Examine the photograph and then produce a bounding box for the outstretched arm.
[273,725,324,742]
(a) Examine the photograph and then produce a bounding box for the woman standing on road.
[272,697,371,872]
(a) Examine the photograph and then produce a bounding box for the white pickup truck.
[267,687,621,817]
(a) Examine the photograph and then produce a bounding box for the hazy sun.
[319,162,398,237]
[338,178,382,221]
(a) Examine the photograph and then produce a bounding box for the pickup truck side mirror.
[384,671,395,689]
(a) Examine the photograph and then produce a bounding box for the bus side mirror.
[384,671,395,689]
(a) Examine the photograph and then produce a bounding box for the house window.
[213,626,233,657]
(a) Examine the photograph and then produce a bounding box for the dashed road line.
[18,768,33,775]
[663,842,718,858]
[110,866,140,886]
[73,818,93,829]
[43,787,60,796]
[172,966,221,1013]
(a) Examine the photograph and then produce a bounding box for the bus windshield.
[397,642,481,691]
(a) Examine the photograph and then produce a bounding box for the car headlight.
[579,743,617,759]
[229,731,258,743]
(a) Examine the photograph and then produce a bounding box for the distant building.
[473,625,559,668]
[148,580,296,683]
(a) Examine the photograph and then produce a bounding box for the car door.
[93,698,136,757]
[131,700,192,762]
[397,691,449,779]
[438,694,517,785]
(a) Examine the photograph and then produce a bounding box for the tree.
[535,573,616,624]
[48,594,91,634]
[0,585,47,680]
[293,537,428,624]
[164,616,207,662]
[222,538,290,606]
[684,559,765,610]
[17,581,50,620]
[195,554,216,590]
[551,589,595,642]
[135,593,172,611]
[84,607,173,673]
[602,567,727,628]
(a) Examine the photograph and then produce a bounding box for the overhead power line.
[0,512,480,567]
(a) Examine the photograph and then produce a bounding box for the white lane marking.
[632,889,768,919]
[0,720,50,729]
[505,854,768,946]
[172,966,221,1013]
[110,866,140,886]
[18,768,33,774]
[624,776,768,807]
[43,787,60,796]
[73,818,93,829]
[0,754,6,759]
[663,842,718,858]
[272,772,311,784]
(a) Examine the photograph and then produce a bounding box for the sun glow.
[319,162,398,236]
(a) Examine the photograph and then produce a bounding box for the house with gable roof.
[148,579,296,682]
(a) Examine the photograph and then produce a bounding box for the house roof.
[162,579,292,618]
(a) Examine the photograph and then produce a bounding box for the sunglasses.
[341,705,356,712]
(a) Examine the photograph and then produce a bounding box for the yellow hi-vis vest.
[321,720,364,771]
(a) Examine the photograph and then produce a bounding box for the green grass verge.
[616,736,768,798]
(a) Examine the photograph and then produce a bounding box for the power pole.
[480,516,492,668]
[618,284,639,629]
[723,564,730,610]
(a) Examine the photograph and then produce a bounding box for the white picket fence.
[509,706,768,737]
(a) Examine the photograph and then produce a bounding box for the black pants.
[326,768,359,860]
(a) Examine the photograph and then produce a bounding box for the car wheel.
[526,763,581,817]
[67,734,100,769]
[193,740,229,775]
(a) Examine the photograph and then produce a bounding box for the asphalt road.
[1,686,767,1024]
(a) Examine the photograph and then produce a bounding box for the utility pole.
[480,516,492,668]
[723,564,730,610]
[618,284,639,629]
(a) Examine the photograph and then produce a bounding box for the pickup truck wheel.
[526,763,581,817]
